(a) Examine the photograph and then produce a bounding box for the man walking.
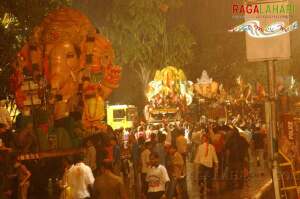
[225,128,249,190]
[194,134,218,194]
[67,153,95,199]
[92,161,127,199]
[167,145,188,199]
[146,152,170,199]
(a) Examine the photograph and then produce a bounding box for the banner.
[244,1,292,61]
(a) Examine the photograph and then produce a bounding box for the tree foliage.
[0,0,71,97]
[191,32,268,89]
[99,0,196,91]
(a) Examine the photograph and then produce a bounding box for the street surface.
[186,161,271,199]
[31,157,271,199]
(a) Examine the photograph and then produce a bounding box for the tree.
[0,0,71,98]
[99,0,196,99]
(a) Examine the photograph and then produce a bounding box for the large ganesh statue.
[145,66,193,121]
[9,7,121,150]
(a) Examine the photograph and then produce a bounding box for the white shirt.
[141,149,151,173]
[146,165,170,192]
[194,143,218,168]
[66,162,95,199]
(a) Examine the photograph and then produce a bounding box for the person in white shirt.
[194,134,218,193]
[140,141,151,197]
[191,127,204,182]
[146,152,170,199]
[59,158,73,199]
[66,153,95,199]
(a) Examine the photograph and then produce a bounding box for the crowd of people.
[120,119,267,198]
[0,100,268,199]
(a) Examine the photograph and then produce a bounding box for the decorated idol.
[9,7,121,138]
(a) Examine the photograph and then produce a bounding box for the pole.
[267,60,281,199]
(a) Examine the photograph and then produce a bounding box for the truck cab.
[106,104,137,130]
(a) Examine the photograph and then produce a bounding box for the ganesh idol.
[9,7,121,136]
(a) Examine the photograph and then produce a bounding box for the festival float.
[229,75,267,127]
[144,66,193,123]
[194,70,226,121]
[8,7,121,158]
[193,70,266,126]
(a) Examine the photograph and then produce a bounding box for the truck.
[106,104,138,130]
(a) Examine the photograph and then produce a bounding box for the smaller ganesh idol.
[194,70,219,100]
[145,66,193,123]
[146,66,193,107]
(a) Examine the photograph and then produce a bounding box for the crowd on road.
[0,96,268,199]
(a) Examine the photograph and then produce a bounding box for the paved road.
[186,161,271,199]
[30,158,271,199]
